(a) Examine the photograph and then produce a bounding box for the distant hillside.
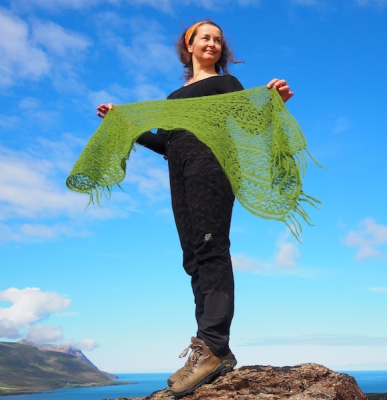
[18,340,99,369]
[17,340,117,379]
[0,341,123,395]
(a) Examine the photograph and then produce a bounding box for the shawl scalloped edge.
[66,86,323,240]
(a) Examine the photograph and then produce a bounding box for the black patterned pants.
[167,132,235,357]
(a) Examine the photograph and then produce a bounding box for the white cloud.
[64,338,100,351]
[126,167,170,200]
[232,254,269,273]
[0,288,98,348]
[156,208,172,215]
[90,13,174,99]
[367,287,387,293]
[0,318,20,338]
[0,287,71,339]
[0,9,50,87]
[344,218,387,260]
[13,97,62,131]
[8,0,105,11]
[274,240,300,268]
[115,18,179,79]
[337,218,347,229]
[0,223,21,243]
[0,114,21,130]
[232,230,300,274]
[123,0,173,12]
[79,338,99,351]
[0,145,88,221]
[131,84,167,102]
[178,0,260,9]
[0,9,93,92]
[126,154,170,202]
[292,0,318,5]
[32,21,91,57]
[354,0,386,7]
[17,223,90,241]
[240,334,387,346]
[355,246,381,259]
[0,139,137,244]
[87,83,166,108]
[88,90,123,111]
[8,0,260,12]
[26,324,64,343]
[291,0,386,8]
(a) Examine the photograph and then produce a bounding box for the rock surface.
[104,363,368,400]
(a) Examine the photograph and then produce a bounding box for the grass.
[0,342,119,395]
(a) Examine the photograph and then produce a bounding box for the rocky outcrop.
[105,363,368,400]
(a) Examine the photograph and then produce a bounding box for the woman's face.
[188,24,223,68]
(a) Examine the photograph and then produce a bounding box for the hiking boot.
[167,338,201,386]
[170,337,237,397]
[168,338,237,387]
[167,368,182,387]
[167,342,237,387]
[167,348,193,387]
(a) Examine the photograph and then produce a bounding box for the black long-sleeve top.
[136,75,244,156]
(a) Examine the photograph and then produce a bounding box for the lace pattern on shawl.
[66,86,321,238]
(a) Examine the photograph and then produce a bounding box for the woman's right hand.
[97,103,114,119]
[266,79,294,103]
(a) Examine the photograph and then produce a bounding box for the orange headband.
[184,21,206,49]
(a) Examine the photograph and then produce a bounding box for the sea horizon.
[1,370,386,400]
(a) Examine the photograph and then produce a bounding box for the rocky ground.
[102,363,373,400]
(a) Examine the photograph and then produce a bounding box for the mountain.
[0,341,122,395]
[17,340,117,378]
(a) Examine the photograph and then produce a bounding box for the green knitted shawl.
[66,86,321,238]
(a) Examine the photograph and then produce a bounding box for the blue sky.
[1,0,387,374]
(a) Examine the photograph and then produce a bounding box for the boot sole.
[170,359,237,397]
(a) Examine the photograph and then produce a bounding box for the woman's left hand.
[97,103,114,119]
[267,78,294,103]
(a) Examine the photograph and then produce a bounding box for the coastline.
[367,395,387,400]
[1,371,386,399]
[0,381,134,397]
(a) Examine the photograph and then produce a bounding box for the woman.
[97,21,293,397]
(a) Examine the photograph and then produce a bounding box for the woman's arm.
[136,130,167,155]
[97,103,167,155]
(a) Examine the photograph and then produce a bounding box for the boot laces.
[178,342,203,379]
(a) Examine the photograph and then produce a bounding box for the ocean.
[1,370,386,399]
[340,370,387,394]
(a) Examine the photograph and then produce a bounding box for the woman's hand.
[267,79,294,103]
[97,103,114,119]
